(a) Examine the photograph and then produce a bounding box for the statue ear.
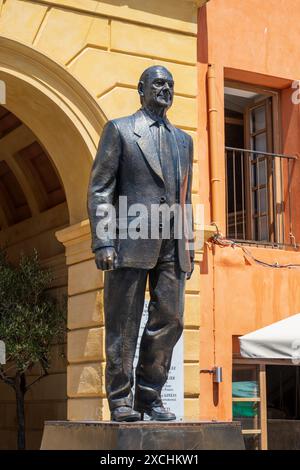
[138,81,144,97]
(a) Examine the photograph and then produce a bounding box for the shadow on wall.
[97,0,198,24]
[197,2,208,64]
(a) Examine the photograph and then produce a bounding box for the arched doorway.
[0,38,106,449]
[0,36,106,223]
[0,104,69,449]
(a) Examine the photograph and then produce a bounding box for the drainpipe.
[207,63,222,229]
[207,64,220,379]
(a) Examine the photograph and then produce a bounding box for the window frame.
[224,80,283,245]
[232,360,268,450]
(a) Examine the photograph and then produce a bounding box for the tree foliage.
[0,250,65,374]
[0,249,66,449]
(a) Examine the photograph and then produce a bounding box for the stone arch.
[0,36,106,224]
[0,36,108,437]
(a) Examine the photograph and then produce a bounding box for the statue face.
[139,67,174,111]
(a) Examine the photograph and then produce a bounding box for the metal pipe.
[233,150,237,239]
[226,146,297,160]
[207,64,222,227]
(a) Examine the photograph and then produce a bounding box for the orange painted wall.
[197,0,300,420]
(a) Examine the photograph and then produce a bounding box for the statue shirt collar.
[141,107,171,131]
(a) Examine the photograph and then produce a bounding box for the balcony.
[225,147,297,247]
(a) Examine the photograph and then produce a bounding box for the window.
[232,363,267,450]
[224,82,296,245]
[267,365,300,420]
[233,361,300,450]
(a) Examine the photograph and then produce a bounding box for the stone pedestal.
[55,221,217,422]
[41,420,245,450]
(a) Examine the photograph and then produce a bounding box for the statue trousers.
[104,229,186,411]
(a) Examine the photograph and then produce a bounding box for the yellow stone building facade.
[0,0,206,448]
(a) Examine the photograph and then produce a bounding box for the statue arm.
[186,135,195,261]
[185,135,194,280]
[87,120,121,253]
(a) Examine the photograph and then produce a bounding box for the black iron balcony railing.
[225,147,297,246]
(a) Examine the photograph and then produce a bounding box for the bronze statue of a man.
[87,65,194,422]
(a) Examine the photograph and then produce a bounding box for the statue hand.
[186,258,194,281]
[95,247,118,271]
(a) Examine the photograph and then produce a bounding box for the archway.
[0,103,70,449]
[0,38,106,449]
[0,36,106,224]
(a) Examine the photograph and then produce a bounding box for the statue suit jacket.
[87,109,194,273]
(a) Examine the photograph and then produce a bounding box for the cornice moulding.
[184,0,209,6]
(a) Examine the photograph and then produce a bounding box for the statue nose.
[162,83,170,91]
[158,85,170,97]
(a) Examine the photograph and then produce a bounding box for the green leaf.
[0,250,66,375]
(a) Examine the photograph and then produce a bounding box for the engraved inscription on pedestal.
[133,301,184,419]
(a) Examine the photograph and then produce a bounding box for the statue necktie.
[158,121,177,208]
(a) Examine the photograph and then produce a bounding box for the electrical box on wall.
[213,367,223,383]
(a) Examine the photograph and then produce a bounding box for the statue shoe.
[111,406,141,422]
[136,405,176,421]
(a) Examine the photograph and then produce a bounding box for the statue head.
[138,66,174,116]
